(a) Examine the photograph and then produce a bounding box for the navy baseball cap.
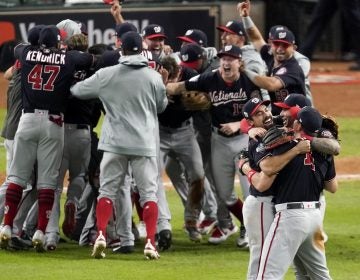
[217,20,246,37]
[177,29,208,47]
[242,98,271,119]
[268,25,289,40]
[180,43,205,69]
[297,106,322,135]
[274,94,311,109]
[217,45,242,59]
[121,31,143,52]
[28,25,45,45]
[142,24,167,39]
[39,25,61,48]
[272,29,295,45]
[115,22,137,38]
[76,21,88,35]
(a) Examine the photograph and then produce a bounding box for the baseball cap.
[180,43,205,69]
[115,22,137,38]
[27,25,45,45]
[177,29,208,47]
[297,106,322,135]
[121,31,143,53]
[217,45,242,59]
[76,21,88,35]
[217,20,246,36]
[273,94,311,109]
[272,29,295,45]
[38,25,61,48]
[56,19,82,41]
[142,24,167,40]
[268,25,288,40]
[242,97,271,119]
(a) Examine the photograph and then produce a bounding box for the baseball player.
[167,45,262,248]
[71,31,168,260]
[253,107,337,279]
[238,1,306,115]
[0,25,95,252]
[142,24,169,61]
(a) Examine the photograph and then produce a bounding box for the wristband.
[247,169,257,185]
[242,16,255,30]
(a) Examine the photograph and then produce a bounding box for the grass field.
[0,110,359,279]
[0,181,359,280]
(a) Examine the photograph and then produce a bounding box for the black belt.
[286,202,320,209]
[160,120,191,129]
[275,202,321,212]
[24,108,62,116]
[212,127,240,138]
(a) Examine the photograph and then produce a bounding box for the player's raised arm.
[237,1,266,52]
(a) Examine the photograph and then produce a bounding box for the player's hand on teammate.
[158,67,169,85]
[294,139,311,154]
[248,127,267,140]
[237,0,251,18]
[163,45,173,56]
[220,121,241,135]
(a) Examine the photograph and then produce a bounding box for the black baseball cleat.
[157,229,172,251]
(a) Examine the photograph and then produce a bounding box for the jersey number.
[27,64,60,91]
[304,152,315,171]
[233,103,242,116]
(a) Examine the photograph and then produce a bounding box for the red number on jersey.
[304,152,315,171]
[27,64,60,92]
[27,64,43,90]
[233,103,242,116]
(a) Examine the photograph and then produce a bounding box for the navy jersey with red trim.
[185,70,261,127]
[18,45,93,113]
[158,66,198,128]
[248,138,278,197]
[271,141,336,204]
[260,45,305,114]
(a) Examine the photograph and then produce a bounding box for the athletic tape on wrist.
[247,169,257,185]
[242,16,255,30]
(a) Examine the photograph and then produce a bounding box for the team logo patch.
[275,67,287,75]
[154,26,162,33]
[278,32,287,39]
[185,29,194,36]
[181,54,189,62]
[224,45,232,52]
[226,21,233,27]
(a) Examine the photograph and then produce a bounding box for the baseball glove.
[66,33,88,52]
[237,149,249,175]
[320,115,339,140]
[180,91,211,111]
[263,126,295,150]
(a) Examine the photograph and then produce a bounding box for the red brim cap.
[177,36,196,44]
[180,61,198,70]
[216,26,236,35]
[289,106,301,120]
[250,100,271,116]
[145,34,167,40]
[273,102,291,109]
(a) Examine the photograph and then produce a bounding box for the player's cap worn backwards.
[177,29,208,47]
[216,20,246,37]
[272,29,295,45]
[142,24,167,39]
[273,94,311,109]
[121,31,143,52]
[180,43,205,68]
[296,106,323,136]
[115,22,138,38]
[27,25,46,45]
[217,45,242,59]
[38,25,61,48]
[242,97,271,119]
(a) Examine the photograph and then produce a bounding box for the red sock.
[228,198,244,225]
[132,191,143,221]
[142,201,158,245]
[4,183,23,227]
[95,197,113,236]
[38,188,55,232]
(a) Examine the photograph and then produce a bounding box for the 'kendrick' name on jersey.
[26,50,66,65]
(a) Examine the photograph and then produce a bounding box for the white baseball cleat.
[32,230,46,252]
[0,225,12,249]
[198,219,217,235]
[91,231,106,259]
[144,239,160,260]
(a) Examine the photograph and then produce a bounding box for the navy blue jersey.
[271,141,336,204]
[17,44,94,113]
[185,70,261,128]
[158,66,198,128]
[248,138,278,197]
[260,45,306,114]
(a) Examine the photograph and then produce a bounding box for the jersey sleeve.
[272,60,304,89]
[70,69,101,100]
[325,156,336,181]
[68,50,94,70]
[184,72,209,92]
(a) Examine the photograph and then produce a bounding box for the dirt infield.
[0,61,359,177]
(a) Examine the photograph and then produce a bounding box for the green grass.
[337,117,360,158]
[0,181,359,279]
